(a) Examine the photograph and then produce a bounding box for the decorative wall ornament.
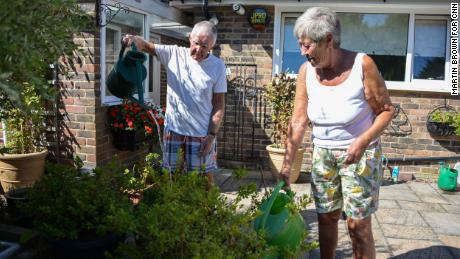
[96,0,130,28]
[248,7,270,31]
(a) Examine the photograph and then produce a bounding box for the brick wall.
[58,2,154,168]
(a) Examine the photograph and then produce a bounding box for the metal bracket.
[97,1,130,28]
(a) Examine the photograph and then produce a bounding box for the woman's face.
[298,35,330,68]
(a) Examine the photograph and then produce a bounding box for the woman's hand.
[344,137,369,164]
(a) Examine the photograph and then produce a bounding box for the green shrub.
[112,154,315,259]
[20,160,135,240]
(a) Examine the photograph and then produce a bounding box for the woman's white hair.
[190,20,217,46]
[293,7,341,47]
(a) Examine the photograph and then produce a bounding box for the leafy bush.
[111,154,314,259]
[265,72,297,147]
[19,161,135,240]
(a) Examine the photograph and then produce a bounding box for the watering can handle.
[260,180,285,230]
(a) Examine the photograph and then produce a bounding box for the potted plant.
[264,72,305,183]
[0,84,49,193]
[19,161,135,255]
[0,0,90,193]
[427,108,460,136]
[107,99,165,151]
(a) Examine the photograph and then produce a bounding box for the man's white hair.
[294,7,341,47]
[190,20,217,46]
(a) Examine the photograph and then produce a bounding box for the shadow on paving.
[391,245,460,259]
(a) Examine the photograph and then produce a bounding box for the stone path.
[215,169,460,259]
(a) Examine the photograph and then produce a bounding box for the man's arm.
[200,92,225,156]
[280,63,309,185]
[122,35,157,56]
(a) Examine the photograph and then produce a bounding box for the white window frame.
[273,3,451,93]
[149,33,161,104]
[100,1,151,105]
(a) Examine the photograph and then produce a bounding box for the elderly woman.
[280,7,395,259]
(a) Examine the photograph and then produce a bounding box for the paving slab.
[441,204,460,214]
[378,199,400,209]
[407,182,449,204]
[379,188,421,202]
[397,200,446,212]
[375,208,428,227]
[386,238,444,257]
[438,235,460,248]
[380,224,438,240]
[420,211,460,236]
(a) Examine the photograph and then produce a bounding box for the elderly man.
[123,21,227,186]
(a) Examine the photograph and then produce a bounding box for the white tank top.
[306,52,376,148]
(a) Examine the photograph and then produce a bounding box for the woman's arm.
[280,63,309,185]
[344,55,395,164]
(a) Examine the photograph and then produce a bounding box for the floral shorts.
[310,144,383,219]
[162,129,218,173]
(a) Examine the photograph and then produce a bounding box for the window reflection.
[413,19,446,80]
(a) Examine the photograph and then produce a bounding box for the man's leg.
[347,216,375,259]
[317,209,342,259]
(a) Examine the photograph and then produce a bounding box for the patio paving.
[215,168,460,259]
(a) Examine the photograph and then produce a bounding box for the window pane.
[338,13,409,81]
[413,19,446,80]
[105,9,145,97]
[282,17,305,73]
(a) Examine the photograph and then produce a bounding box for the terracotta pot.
[0,150,48,193]
[266,145,305,183]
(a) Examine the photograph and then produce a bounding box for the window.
[277,9,451,92]
[339,13,409,82]
[413,18,447,80]
[102,8,150,104]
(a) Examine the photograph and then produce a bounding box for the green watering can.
[253,181,306,258]
[107,42,147,104]
[438,162,458,191]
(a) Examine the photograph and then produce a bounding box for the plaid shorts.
[311,143,383,219]
[162,129,218,173]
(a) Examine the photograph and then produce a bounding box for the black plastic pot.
[111,129,146,151]
[426,120,455,136]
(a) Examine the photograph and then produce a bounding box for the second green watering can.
[107,43,147,103]
[438,162,458,191]
[253,181,306,258]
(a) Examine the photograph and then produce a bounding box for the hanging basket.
[111,130,146,151]
[426,106,457,136]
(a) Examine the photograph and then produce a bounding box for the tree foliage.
[0,0,91,108]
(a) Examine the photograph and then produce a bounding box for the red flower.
[107,99,165,136]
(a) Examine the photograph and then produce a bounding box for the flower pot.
[426,120,454,136]
[111,130,146,151]
[0,150,48,193]
[266,145,305,183]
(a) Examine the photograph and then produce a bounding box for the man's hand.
[199,135,215,157]
[122,34,147,51]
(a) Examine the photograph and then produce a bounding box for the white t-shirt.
[155,45,227,137]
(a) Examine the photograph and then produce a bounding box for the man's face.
[189,34,214,62]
